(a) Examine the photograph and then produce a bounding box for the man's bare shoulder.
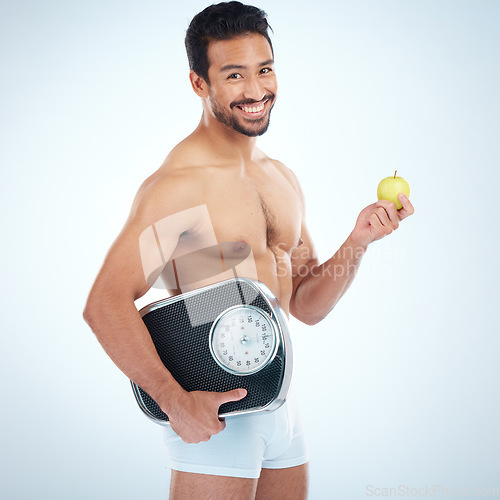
[139,133,214,195]
[135,168,202,205]
[130,151,208,227]
[268,157,305,205]
[160,132,221,171]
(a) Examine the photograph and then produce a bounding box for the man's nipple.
[232,240,248,252]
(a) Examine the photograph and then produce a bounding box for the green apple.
[377,171,410,210]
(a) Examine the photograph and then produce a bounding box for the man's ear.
[189,70,209,98]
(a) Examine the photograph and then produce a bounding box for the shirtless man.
[83,2,414,499]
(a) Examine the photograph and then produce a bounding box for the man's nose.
[243,76,265,102]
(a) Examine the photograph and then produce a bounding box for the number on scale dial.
[209,305,278,375]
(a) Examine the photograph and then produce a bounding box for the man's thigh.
[255,463,309,500]
[169,470,258,500]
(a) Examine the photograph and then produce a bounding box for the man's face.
[205,33,277,137]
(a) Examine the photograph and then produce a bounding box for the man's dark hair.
[185,1,273,85]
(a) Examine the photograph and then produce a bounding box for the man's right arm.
[82,173,194,412]
[82,172,246,443]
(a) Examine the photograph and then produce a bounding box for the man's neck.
[195,113,260,163]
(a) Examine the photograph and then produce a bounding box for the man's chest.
[159,164,302,293]
[204,168,302,256]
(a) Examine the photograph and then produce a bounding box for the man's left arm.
[289,177,415,326]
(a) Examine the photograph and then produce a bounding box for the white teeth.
[242,102,265,113]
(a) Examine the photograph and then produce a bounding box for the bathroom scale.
[131,277,293,426]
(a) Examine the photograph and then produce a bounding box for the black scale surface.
[135,280,284,422]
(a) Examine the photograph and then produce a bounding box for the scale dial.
[209,305,279,376]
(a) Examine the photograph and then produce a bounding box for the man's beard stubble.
[209,94,275,137]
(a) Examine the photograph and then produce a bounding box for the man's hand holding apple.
[349,193,415,250]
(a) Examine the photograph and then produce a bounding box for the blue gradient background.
[1,1,499,498]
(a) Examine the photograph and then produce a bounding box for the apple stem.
[394,170,397,179]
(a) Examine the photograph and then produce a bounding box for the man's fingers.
[397,193,415,219]
[375,207,393,232]
[218,388,247,404]
[376,200,400,228]
[369,213,383,233]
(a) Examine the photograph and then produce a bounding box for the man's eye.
[261,67,273,74]
[228,73,242,79]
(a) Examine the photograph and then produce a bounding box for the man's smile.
[210,85,276,136]
[234,99,269,119]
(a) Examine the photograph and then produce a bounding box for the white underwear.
[161,387,309,479]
